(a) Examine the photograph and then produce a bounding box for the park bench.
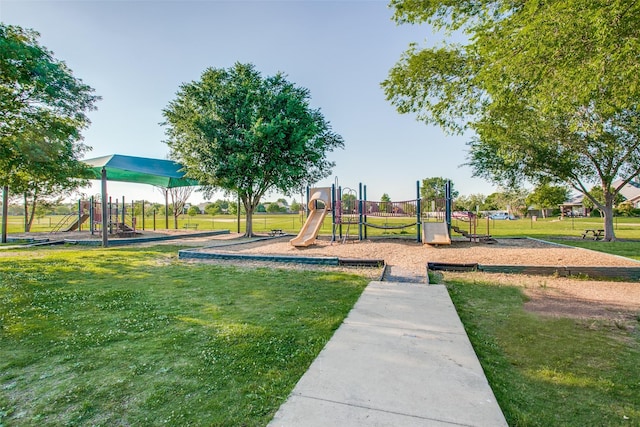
[182,223,199,230]
[269,229,284,237]
[581,229,603,240]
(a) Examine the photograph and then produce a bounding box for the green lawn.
[445,278,640,427]
[0,245,368,426]
[3,215,640,426]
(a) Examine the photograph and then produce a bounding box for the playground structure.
[290,179,493,247]
[290,187,332,247]
[50,197,173,237]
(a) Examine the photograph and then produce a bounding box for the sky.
[1,0,496,205]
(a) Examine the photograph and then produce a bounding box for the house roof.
[614,179,640,202]
[84,154,199,188]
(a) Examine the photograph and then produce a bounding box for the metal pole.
[358,183,363,240]
[331,183,336,242]
[90,196,94,235]
[416,180,422,243]
[101,167,108,247]
[339,186,343,239]
[1,186,8,244]
[164,189,169,229]
[445,180,452,232]
[77,199,82,232]
[363,185,368,239]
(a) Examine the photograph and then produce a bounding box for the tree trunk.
[245,206,254,237]
[23,193,37,232]
[602,191,616,241]
[23,194,29,232]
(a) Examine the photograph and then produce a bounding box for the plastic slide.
[423,222,451,245]
[64,214,90,232]
[290,187,331,247]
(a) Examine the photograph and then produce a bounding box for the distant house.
[559,194,586,217]
[559,179,640,216]
[614,179,640,208]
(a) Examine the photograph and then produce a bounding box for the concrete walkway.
[268,282,508,427]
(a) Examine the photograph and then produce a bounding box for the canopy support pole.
[101,167,108,247]
[1,186,8,244]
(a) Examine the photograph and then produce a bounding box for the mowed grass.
[445,279,640,427]
[0,245,368,426]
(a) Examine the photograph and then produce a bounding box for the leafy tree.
[266,202,285,213]
[204,203,221,216]
[454,193,485,213]
[168,186,194,229]
[0,24,99,238]
[187,205,200,216]
[383,0,640,241]
[341,193,357,214]
[227,201,245,216]
[615,201,636,217]
[526,184,569,218]
[582,186,624,217]
[163,63,343,236]
[481,193,502,212]
[290,200,302,213]
[380,193,391,213]
[420,177,458,202]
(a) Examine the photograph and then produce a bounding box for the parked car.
[489,212,515,220]
[452,211,473,221]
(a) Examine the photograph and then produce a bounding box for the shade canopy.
[84,154,199,188]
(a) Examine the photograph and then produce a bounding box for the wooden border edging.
[427,262,640,281]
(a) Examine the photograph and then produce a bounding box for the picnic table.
[269,229,284,237]
[581,229,604,240]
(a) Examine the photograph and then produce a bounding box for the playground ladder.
[50,214,75,234]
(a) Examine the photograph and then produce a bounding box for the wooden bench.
[581,229,603,240]
[269,229,284,237]
[182,223,199,230]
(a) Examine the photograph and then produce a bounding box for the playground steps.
[64,214,90,232]
[450,225,495,243]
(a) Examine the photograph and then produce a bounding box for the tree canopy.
[0,24,99,235]
[383,1,640,240]
[420,177,458,202]
[525,184,569,218]
[163,63,343,236]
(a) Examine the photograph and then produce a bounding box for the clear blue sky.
[1,0,496,204]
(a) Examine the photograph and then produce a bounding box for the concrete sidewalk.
[268,282,508,427]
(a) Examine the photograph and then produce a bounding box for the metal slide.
[422,222,451,245]
[290,187,331,247]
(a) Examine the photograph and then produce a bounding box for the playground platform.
[268,281,507,427]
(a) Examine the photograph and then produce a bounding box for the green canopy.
[83,154,199,248]
[84,154,199,188]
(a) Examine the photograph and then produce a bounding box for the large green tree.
[383,1,640,241]
[0,24,98,238]
[163,63,343,236]
[420,177,458,202]
[525,184,569,218]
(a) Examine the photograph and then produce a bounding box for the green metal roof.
[84,154,199,188]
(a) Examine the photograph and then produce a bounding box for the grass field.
[0,245,368,426]
[445,278,640,427]
[3,214,640,426]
